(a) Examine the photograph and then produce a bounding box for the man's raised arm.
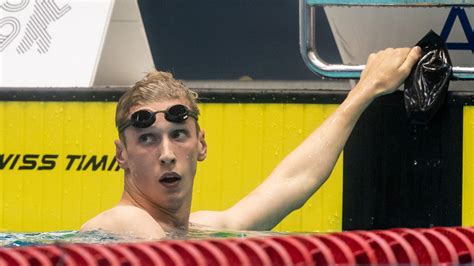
[191,47,422,230]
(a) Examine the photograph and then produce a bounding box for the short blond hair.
[116,71,200,139]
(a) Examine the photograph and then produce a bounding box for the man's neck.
[119,190,191,232]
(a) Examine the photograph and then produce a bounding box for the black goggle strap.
[118,120,133,133]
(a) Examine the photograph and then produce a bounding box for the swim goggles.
[118,104,198,133]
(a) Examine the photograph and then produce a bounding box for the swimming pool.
[1,86,474,265]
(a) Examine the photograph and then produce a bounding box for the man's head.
[116,71,200,142]
[114,71,207,214]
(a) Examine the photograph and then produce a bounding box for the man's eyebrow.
[133,127,161,134]
[169,125,190,130]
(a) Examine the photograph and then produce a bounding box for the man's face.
[116,99,206,212]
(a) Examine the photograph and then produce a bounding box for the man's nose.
[159,138,176,165]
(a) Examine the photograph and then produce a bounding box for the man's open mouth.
[159,172,182,185]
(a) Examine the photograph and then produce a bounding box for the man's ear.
[115,139,129,170]
[197,130,207,161]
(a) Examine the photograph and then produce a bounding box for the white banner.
[0,0,114,87]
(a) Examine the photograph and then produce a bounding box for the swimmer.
[81,47,422,238]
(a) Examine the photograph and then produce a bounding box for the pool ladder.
[300,0,474,79]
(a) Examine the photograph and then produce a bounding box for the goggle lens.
[130,110,155,128]
[165,104,189,123]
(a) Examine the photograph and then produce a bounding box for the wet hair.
[116,71,200,140]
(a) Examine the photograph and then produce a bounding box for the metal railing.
[299,0,474,79]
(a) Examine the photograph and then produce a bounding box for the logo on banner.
[441,7,474,53]
[0,0,71,53]
[0,153,121,171]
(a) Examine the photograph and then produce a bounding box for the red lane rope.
[1,226,473,265]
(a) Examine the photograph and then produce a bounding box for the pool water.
[0,231,117,247]
[0,228,286,247]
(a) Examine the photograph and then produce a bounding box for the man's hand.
[355,46,422,99]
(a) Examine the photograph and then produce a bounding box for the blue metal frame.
[307,0,474,6]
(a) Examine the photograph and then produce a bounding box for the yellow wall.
[463,106,474,226]
[0,102,342,232]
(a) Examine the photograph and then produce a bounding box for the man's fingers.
[399,46,422,73]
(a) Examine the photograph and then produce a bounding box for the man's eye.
[138,134,156,144]
[171,130,188,140]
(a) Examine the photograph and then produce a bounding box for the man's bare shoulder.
[81,205,165,239]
